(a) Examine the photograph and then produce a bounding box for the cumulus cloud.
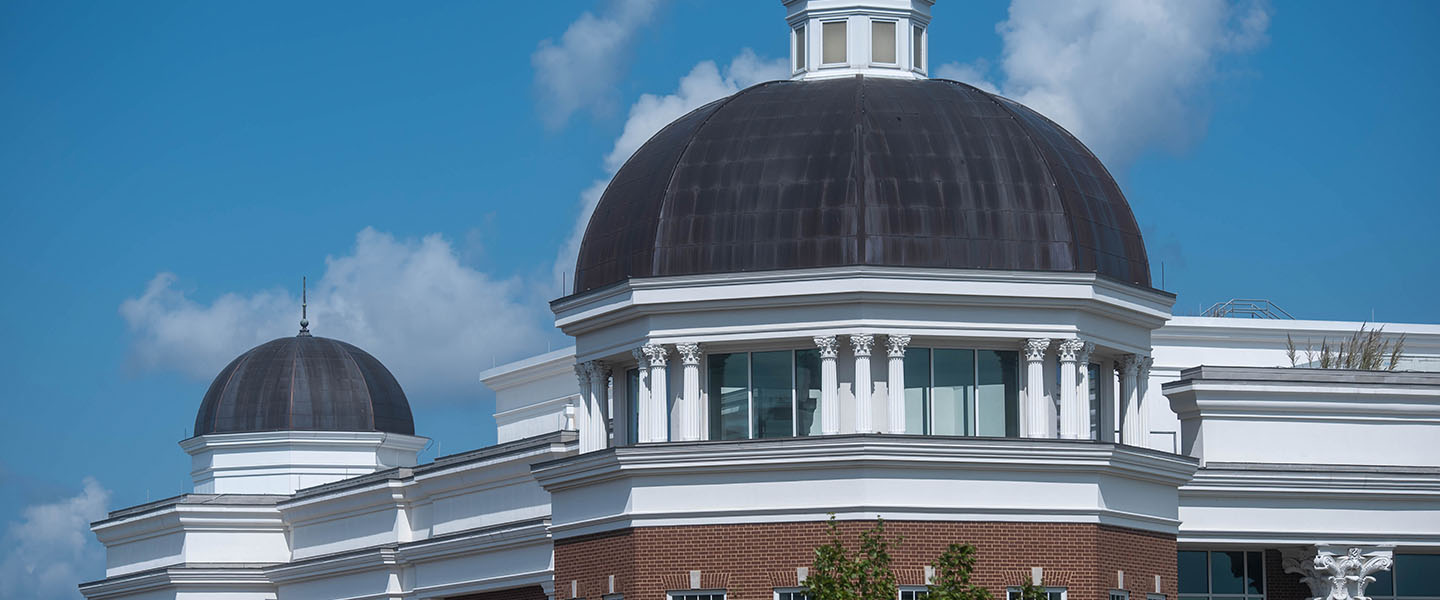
[936,0,1270,166]
[553,50,789,289]
[120,228,552,399]
[532,0,662,130]
[0,478,110,600]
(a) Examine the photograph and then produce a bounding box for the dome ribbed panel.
[193,336,414,436]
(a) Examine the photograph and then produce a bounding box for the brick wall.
[555,521,1176,600]
[450,585,550,600]
[1263,550,1308,600]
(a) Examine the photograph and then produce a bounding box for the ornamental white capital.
[1138,355,1154,378]
[1119,353,1143,375]
[574,363,590,388]
[885,334,911,358]
[583,360,609,385]
[1075,341,1095,366]
[676,342,702,365]
[813,335,839,359]
[1282,547,1394,600]
[642,343,668,366]
[1022,338,1051,361]
[1057,338,1086,362]
[850,334,875,357]
[631,347,647,368]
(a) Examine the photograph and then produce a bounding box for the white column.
[1022,338,1052,438]
[676,342,702,441]
[815,335,840,435]
[1119,354,1141,446]
[885,334,910,434]
[851,334,875,433]
[1282,546,1394,600]
[586,361,610,450]
[631,348,651,443]
[642,344,669,443]
[573,363,594,452]
[1137,356,1153,448]
[1075,342,1094,440]
[1057,338,1084,439]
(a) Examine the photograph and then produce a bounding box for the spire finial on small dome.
[298,276,311,337]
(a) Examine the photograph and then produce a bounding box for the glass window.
[932,349,975,435]
[1111,592,1130,600]
[708,353,749,440]
[977,350,1019,437]
[822,21,847,64]
[778,589,810,600]
[903,348,931,434]
[1396,554,1440,597]
[871,20,896,64]
[670,593,725,600]
[1372,569,1394,597]
[1178,550,1264,600]
[752,350,793,438]
[626,368,639,445]
[1087,363,1100,439]
[793,27,806,71]
[1007,587,1066,600]
[899,587,930,600]
[795,349,822,436]
[912,26,924,69]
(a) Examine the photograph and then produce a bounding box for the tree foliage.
[928,543,991,600]
[806,516,901,600]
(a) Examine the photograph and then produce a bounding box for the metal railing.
[1200,298,1295,319]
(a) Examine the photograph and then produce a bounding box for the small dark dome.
[194,335,415,436]
[574,76,1151,294]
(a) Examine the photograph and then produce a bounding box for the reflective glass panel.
[904,348,931,434]
[794,27,806,71]
[1397,554,1440,596]
[871,21,896,63]
[1211,551,1245,594]
[932,349,975,435]
[752,351,793,438]
[1178,551,1209,594]
[707,353,749,440]
[912,26,924,68]
[1088,363,1100,440]
[976,350,1018,437]
[626,368,639,445]
[796,349,822,436]
[823,21,847,64]
[1245,551,1263,594]
[1371,569,1393,596]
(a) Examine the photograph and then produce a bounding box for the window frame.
[904,345,1022,437]
[668,591,726,600]
[776,588,811,600]
[1178,549,1266,600]
[911,25,926,71]
[898,586,931,600]
[1111,590,1131,600]
[706,349,822,440]
[820,19,848,66]
[1006,587,1067,600]
[792,25,807,73]
[1366,553,1440,600]
[869,18,899,66]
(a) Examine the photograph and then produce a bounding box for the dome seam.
[336,339,376,431]
[210,347,254,435]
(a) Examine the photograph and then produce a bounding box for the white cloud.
[0,478,110,600]
[553,49,789,289]
[937,0,1270,167]
[532,0,662,130]
[121,228,552,399]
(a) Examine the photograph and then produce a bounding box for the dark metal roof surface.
[574,76,1150,294]
[194,335,415,436]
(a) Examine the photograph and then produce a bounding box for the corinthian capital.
[1075,341,1094,365]
[813,335,839,359]
[1138,356,1154,378]
[583,360,609,385]
[676,342,702,365]
[642,343,668,366]
[885,334,911,358]
[1282,546,1394,600]
[1119,353,1142,375]
[1057,338,1086,362]
[631,347,648,368]
[850,334,875,357]
[1022,338,1051,361]
[574,363,590,388]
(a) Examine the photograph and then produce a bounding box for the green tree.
[806,516,901,600]
[1008,580,1049,600]
[927,543,990,600]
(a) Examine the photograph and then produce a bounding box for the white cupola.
[785,0,932,81]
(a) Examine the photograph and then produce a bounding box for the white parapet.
[180,430,429,495]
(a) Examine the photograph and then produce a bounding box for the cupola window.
[913,25,926,70]
[822,20,847,65]
[793,26,806,72]
[872,20,897,64]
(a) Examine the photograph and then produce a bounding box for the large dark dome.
[194,334,415,436]
[574,76,1150,294]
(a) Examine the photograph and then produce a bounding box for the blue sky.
[1,1,1437,597]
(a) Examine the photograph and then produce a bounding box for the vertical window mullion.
[747,352,754,439]
[791,350,798,437]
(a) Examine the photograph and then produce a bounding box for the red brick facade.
[555,521,1177,600]
[1263,550,1307,600]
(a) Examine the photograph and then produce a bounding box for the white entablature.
[785,0,932,80]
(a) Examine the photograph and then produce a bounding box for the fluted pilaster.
[851,334,874,433]
[885,335,911,434]
[676,343,702,441]
[1022,338,1052,438]
[814,336,840,435]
